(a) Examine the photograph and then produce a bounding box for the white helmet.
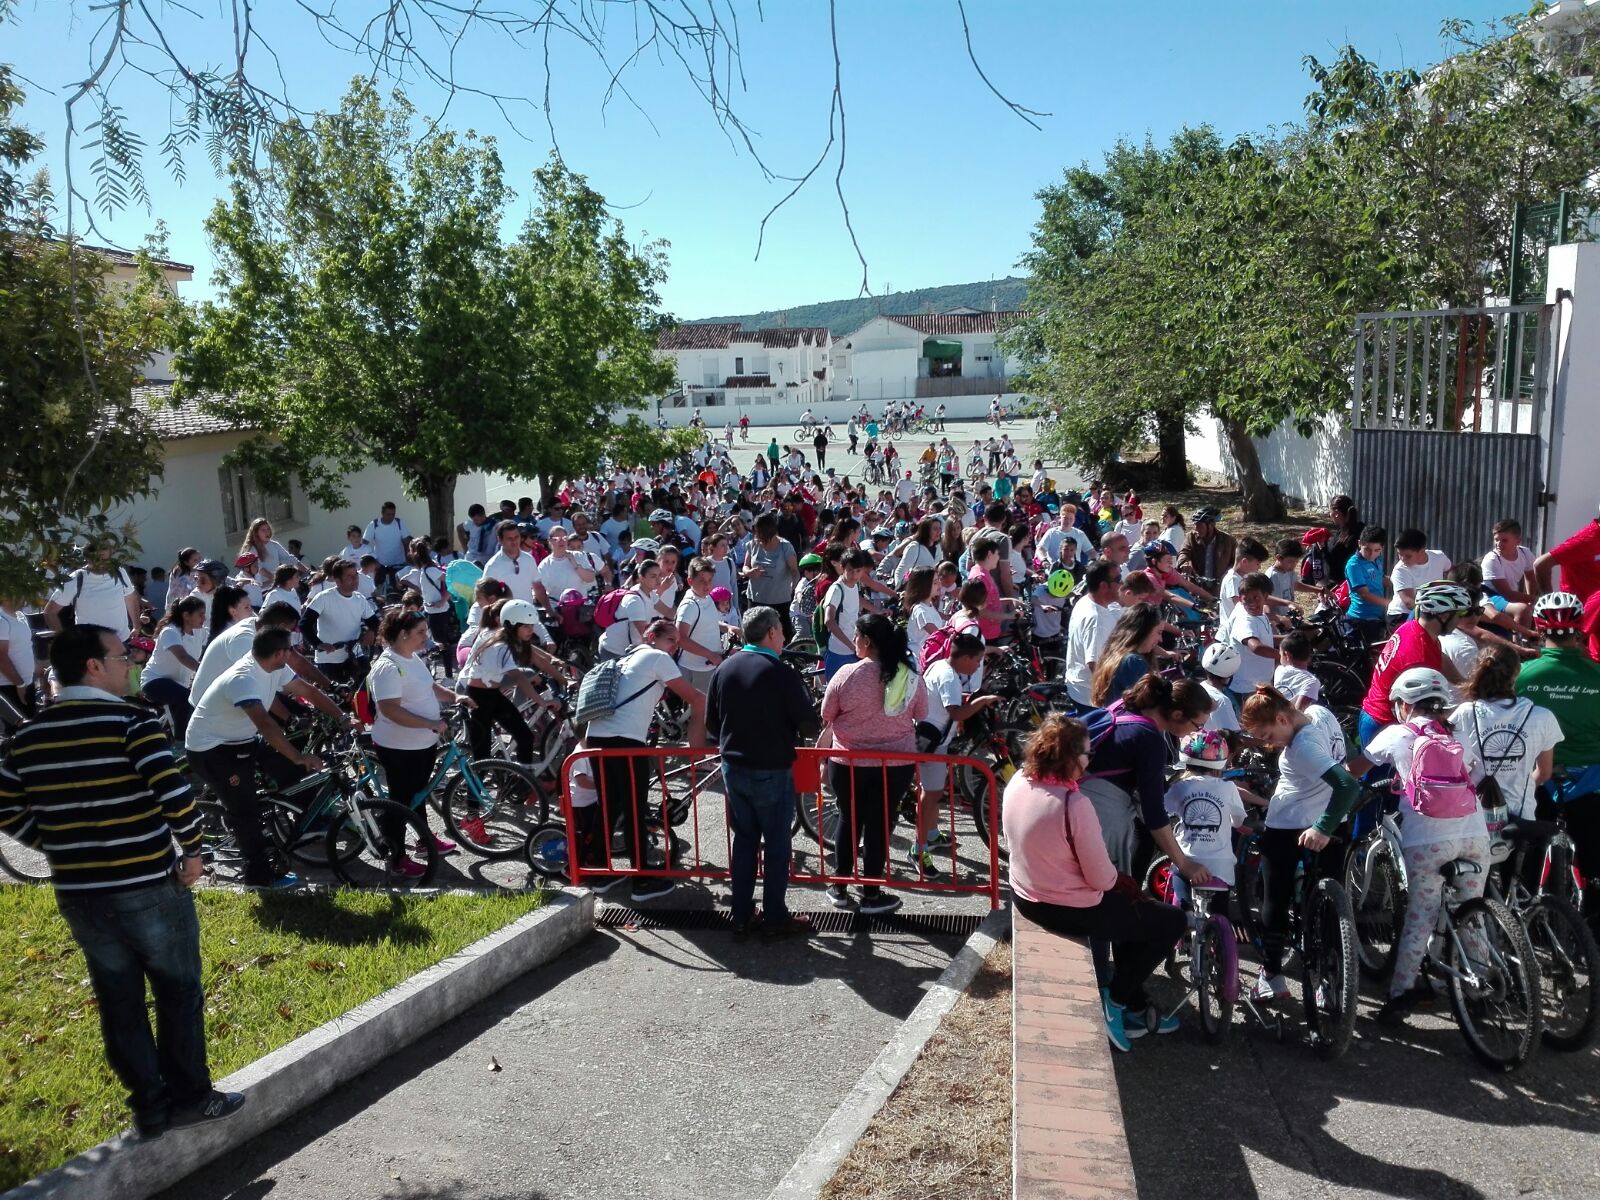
[1532,591,1585,631]
[1389,666,1452,708]
[500,599,542,628]
[1413,581,1472,618]
[1201,642,1242,679]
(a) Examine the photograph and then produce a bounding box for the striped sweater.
[0,691,202,892]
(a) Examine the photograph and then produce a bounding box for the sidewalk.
[156,911,967,1200]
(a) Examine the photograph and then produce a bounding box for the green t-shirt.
[1517,645,1600,767]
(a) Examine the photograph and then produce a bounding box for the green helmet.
[1046,568,1073,598]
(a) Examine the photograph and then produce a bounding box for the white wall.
[646,391,1030,430]
[1544,243,1600,550]
[1187,412,1351,509]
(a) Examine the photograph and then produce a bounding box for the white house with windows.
[653,323,833,422]
[833,311,1026,407]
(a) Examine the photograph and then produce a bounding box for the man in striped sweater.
[0,625,245,1140]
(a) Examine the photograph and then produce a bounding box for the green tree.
[503,158,677,501]
[0,66,174,598]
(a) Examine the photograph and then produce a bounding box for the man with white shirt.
[363,502,411,590]
[457,504,499,566]
[301,562,378,685]
[43,544,141,641]
[539,527,604,601]
[482,520,545,607]
[1481,518,1538,604]
[675,558,728,693]
[1388,528,1452,618]
[1064,561,1121,707]
[536,503,575,540]
[1038,506,1094,572]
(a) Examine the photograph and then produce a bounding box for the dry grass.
[821,940,1013,1200]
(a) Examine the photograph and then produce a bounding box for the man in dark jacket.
[1178,506,1238,585]
[706,606,821,935]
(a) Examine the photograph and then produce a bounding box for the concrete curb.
[4,889,596,1200]
[766,905,1009,1200]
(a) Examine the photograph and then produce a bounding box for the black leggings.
[1258,826,1345,975]
[1015,891,1186,1010]
[427,612,455,678]
[141,676,194,741]
[374,743,439,851]
[466,686,533,763]
[828,761,913,884]
[587,735,652,868]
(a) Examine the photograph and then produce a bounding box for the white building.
[654,324,833,421]
[834,311,1026,406]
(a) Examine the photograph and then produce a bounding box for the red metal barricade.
[559,744,1004,910]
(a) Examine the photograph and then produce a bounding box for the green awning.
[922,338,963,361]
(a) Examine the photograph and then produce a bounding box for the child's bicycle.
[1145,860,1240,1044]
[1235,829,1361,1059]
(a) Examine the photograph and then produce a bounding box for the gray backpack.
[572,647,655,727]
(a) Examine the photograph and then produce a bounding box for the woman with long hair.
[140,596,208,738]
[901,567,942,667]
[1160,506,1186,552]
[168,547,203,604]
[1004,713,1189,1051]
[1451,642,1561,823]
[401,537,454,679]
[207,585,252,644]
[818,613,928,916]
[1325,494,1365,582]
[236,518,300,591]
[1088,603,1164,706]
[940,506,967,562]
[893,517,941,586]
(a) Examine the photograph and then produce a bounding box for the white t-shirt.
[365,516,412,567]
[368,650,442,753]
[906,602,943,666]
[305,588,375,664]
[143,623,208,688]
[399,565,449,614]
[1038,525,1093,570]
[0,608,36,690]
[922,658,967,746]
[894,541,937,586]
[823,580,861,656]
[1166,776,1248,884]
[1225,606,1275,694]
[675,593,724,672]
[1065,599,1120,707]
[1480,546,1535,593]
[599,589,655,657]
[186,655,289,752]
[1363,719,1489,847]
[1114,520,1144,546]
[1272,665,1318,708]
[262,586,302,614]
[1388,549,1452,615]
[1201,679,1240,732]
[459,640,524,689]
[248,539,299,588]
[1218,569,1244,625]
[567,752,599,809]
[538,552,601,603]
[356,572,377,601]
[1265,705,1348,831]
[338,541,372,564]
[585,647,680,743]
[189,618,259,702]
[1269,566,1298,604]
[1451,697,1563,820]
[483,548,540,605]
[1439,630,1481,690]
[50,568,135,639]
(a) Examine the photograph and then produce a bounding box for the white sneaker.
[1251,972,1291,1003]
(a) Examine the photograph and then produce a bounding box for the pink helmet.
[709,586,733,604]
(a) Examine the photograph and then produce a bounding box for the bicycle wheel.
[265,784,351,870]
[442,759,547,859]
[524,822,572,885]
[1445,896,1540,1070]
[1235,838,1266,945]
[326,798,439,888]
[1311,659,1367,709]
[794,786,842,850]
[793,426,810,441]
[1142,856,1184,976]
[1301,878,1359,1061]
[0,831,50,884]
[1522,896,1598,1051]
[1197,916,1239,1045]
[1344,832,1404,980]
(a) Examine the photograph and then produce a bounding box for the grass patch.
[0,886,542,1189]
[822,941,1012,1200]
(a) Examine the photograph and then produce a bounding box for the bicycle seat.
[1501,818,1562,847]
[1189,878,1231,892]
[1025,682,1071,703]
[1441,858,1483,882]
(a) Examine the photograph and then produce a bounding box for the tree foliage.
[0,66,175,598]
[175,81,672,538]
[1013,10,1600,517]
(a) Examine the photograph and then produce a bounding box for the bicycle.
[793,423,818,441]
[431,708,551,858]
[965,459,986,485]
[1234,830,1360,1059]
[1343,783,1408,979]
[1145,860,1241,1044]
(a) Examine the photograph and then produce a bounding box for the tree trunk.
[538,472,557,508]
[1218,413,1284,521]
[1155,408,1191,489]
[421,471,458,544]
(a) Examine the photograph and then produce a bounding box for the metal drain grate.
[596,906,986,937]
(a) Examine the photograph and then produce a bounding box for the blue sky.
[7,0,1512,318]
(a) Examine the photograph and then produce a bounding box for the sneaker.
[458,816,491,847]
[1251,972,1291,1003]
[250,871,301,890]
[826,884,855,909]
[732,909,762,935]
[582,873,626,894]
[1125,1005,1180,1037]
[1101,989,1133,1053]
[425,834,458,856]
[908,848,943,878]
[858,889,902,916]
[388,854,428,879]
[629,877,676,903]
[170,1091,246,1128]
[925,828,952,850]
[761,912,815,939]
[1376,983,1433,1027]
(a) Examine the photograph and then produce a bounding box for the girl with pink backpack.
[1347,666,1491,1026]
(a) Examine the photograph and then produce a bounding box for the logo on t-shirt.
[1179,795,1226,840]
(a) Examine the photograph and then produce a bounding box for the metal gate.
[1349,303,1556,562]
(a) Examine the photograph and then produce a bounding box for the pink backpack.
[1403,719,1479,820]
[919,618,980,673]
[592,589,629,630]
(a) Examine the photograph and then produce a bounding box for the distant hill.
[691,278,1030,336]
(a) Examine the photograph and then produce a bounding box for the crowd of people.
[3,413,1600,1117]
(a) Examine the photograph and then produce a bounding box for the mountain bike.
[1343,784,1407,979]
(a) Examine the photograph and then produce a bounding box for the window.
[734,356,744,375]
[218,464,296,540]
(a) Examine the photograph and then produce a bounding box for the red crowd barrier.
[559,744,1003,910]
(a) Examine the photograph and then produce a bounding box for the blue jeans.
[56,878,210,1130]
[723,764,798,925]
[1357,710,1386,750]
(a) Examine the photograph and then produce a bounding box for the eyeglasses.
[100,653,131,663]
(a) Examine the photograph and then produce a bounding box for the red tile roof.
[657,324,830,351]
[41,237,194,274]
[132,382,251,440]
[881,311,1026,336]
[657,323,744,350]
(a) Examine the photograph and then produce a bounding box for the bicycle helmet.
[629,537,661,556]
[709,586,733,604]
[1201,642,1242,679]
[1413,580,1473,617]
[648,508,674,524]
[1046,568,1073,598]
[1532,591,1585,631]
[1141,541,1173,562]
[197,559,228,581]
[499,600,542,628]
[1192,506,1221,524]
[798,554,823,569]
[1388,666,1452,708]
[1178,729,1230,770]
[895,520,913,538]
[234,551,258,569]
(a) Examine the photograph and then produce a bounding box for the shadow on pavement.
[251,890,431,947]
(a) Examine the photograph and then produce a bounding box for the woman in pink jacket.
[1004,714,1188,1051]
